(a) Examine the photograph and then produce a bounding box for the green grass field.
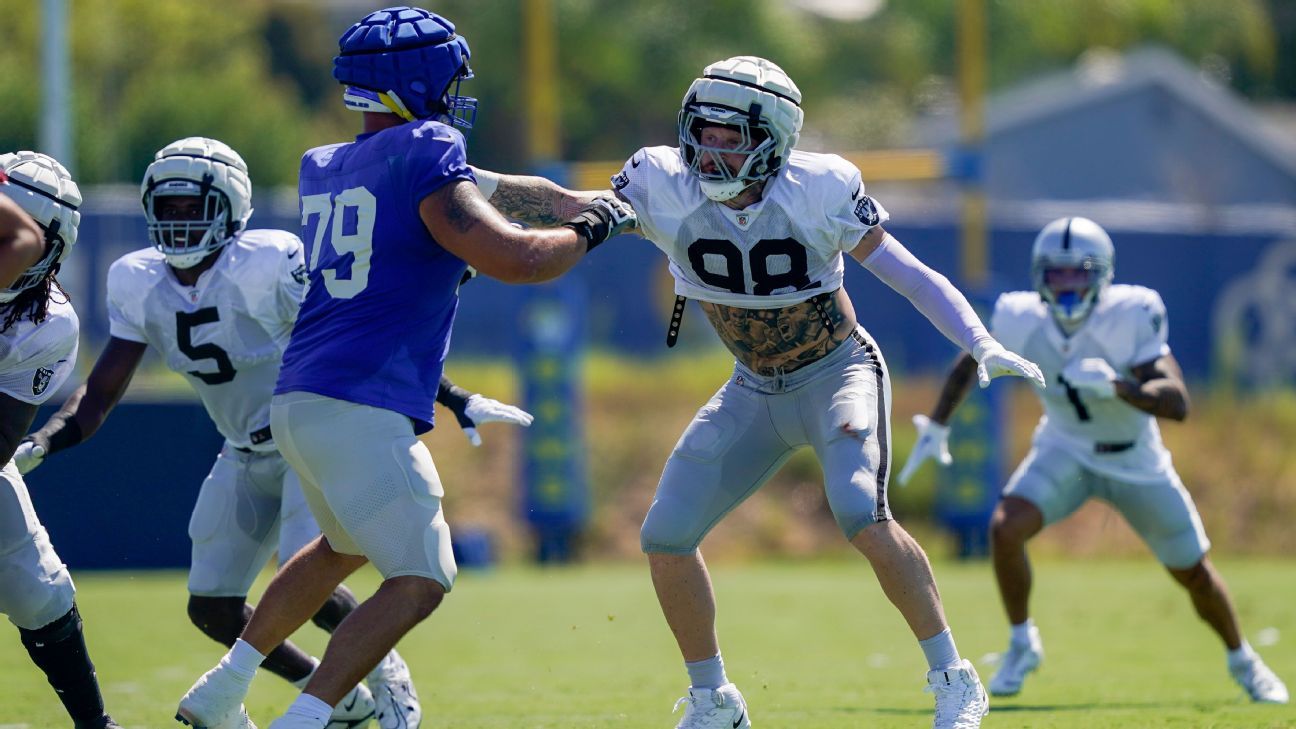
[2,559,1293,728]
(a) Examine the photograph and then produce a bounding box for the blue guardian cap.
[334,6,477,129]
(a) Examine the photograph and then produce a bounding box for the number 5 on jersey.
[300,187,376,299]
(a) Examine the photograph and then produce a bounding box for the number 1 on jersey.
[301,187,377,299]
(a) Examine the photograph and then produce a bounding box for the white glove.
[1060,357,1118,399]
[974,340,1046,389]
[14,441,45,475]
[896,414,953,486]
[461,394,534,447]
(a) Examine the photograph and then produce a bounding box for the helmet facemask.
[144,178,234,269]
[0,151,81,304]
[1032,255,1111,331]
[678,100,779,202]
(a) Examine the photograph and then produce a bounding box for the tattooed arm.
[418,180,590,283]
[1114,354,1190,421]
[472,166,615,228]
[698,287,860,376]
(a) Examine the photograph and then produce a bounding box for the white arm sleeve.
[861,234,996,356]
[470,166,500,200]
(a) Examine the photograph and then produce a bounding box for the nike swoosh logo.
[288,249,299,259]
[733,711,746,728]
[631,157,641,168]
[343,692,359,711]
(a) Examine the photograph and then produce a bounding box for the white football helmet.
[677,56,804,202]
[0,151,81,303]
[1030,216,1114,329]
[141,137,252,269]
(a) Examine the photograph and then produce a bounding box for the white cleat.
[328,682,377,728]
[366,650,421,729]
[926,659,989,729]
[1229,654,1289,704]
[988,627,1043,697]
[176,663,257,729]
[671,683,750,729]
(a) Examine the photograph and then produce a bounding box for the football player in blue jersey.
[176,7,634,729]
[16,137,535,729]
[0,156,123,728]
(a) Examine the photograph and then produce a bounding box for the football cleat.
[988,626,1043,697]
[75,716,124,729]
[1229,654,1289,704]
[176,662,256,729]
[367,651,420,729]
[327,681,376,728]
[926,659,989,729]
[671,683,750,729]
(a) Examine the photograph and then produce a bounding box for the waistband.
[232,425,273,454]
[732,327,877,394]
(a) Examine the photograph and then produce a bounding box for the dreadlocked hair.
[1,274,68,333]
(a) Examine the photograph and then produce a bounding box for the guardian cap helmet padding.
[678,56,804,202]
[1030,216,1115,329]
[141,137,253,270]
[334,6,476,129]
[0,151,81,303]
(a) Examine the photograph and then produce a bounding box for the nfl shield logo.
[32,367,53,396]
[737,214,749,226]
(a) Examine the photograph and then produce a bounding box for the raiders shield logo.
[612,171,630,191]
[854,195,881,226]
[291,263,308,285]
[32,367,53,396]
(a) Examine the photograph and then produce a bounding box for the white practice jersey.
[991,284,1174,483]
[613,146,888,308]
[0,297,78,406]
[107,230,306,451]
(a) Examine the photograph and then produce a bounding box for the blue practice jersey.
[276,120,474,432]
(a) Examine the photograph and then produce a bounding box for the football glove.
[1060,357,1118,399]
[896,414,952,487]
[457,394,534,447]
[973,340,1046,389]
[561,196,636,251]
[14,439,45,475]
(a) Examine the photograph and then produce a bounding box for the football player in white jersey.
[16,138,534,729]
[609,56,1046,729]
[0,153,123,728]
[899,217,1289,704]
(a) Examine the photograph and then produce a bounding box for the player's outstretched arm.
[850,226,1045,389]
[471,167,620,229]
[419,179,634,284]
[896,353,979,485]
[435,374,533,447]
[18,337,148,474]
[1114,354,1190,421]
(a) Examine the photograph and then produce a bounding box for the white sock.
[225,639,266,681]
[1009,619,1036,645]
[918,628,961,671]
[283,692,333,724]
[291,659,321,690]
[1227,640,1255,666]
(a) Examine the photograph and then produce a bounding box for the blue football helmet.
[334,6,477,129]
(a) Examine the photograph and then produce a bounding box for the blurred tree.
[0,0,1285,184]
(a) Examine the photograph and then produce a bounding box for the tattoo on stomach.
[699,290,855,376]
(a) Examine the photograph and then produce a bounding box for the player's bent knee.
[0,557,75,631]
[383,575,446,620]
[990,499,1042,545]
[639,517,704,555]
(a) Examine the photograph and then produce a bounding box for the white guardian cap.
[677,56,804,202]
[141,137,253,269]
[0,151,81,303]
[1031,216,1115,328]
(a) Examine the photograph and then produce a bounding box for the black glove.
[562,196,636,251]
